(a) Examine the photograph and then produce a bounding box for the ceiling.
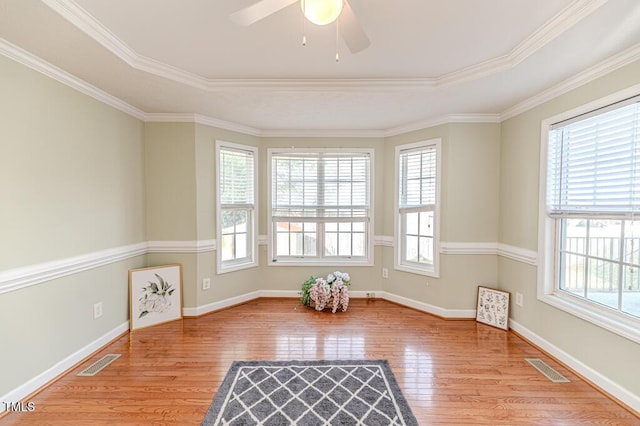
[1,0,640,135]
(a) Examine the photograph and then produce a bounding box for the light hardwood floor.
[1,298,638,425]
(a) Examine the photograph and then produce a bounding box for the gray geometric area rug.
[202,360,418,426]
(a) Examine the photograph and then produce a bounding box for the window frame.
[267,148,374,266]
[216,141,259,274]
[538,85,640,344]
[394,139,442,277]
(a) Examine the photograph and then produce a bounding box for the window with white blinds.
[541,94,640,335]
[547,98,640,217]
[217,142,258,272]
[396,139,440,276]
[269,150,371,263]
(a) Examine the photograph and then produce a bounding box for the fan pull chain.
[301,0,307,46]
[335,17,339,62]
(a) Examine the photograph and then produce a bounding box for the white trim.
[182,291,262,316]
[382,291,476,319]
[394,139,442,278]
[436,0,607,89]
[440,242,498,255]
[41,0,602,94]
[538,292,640,345]
[384,114,501,138]
[509,319,640,413]
[0,39,145,120]
[0,239,541,296]
[144,113,262,137]
[147,239,216,253]
[440,241,538,265]
[216,141,259,274]
[260,128,387,138]
[537,87,640,345]
[497,243,538,266]
[0,321,129,413]
[501,42,640,121]
[0,243,147,295]
[374,235,394,247]
[3,18,639,139]
[266,147,375,266]
[183,289,476,318]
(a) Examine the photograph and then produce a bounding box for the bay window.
[395,139,441,276]
[216,141,258,272]
[541,93,640,342]
[269,149,372,264]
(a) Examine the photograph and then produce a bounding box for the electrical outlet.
[382,268,389,279]
[370,292,376,299]
[202,278,211,290]
[93,302,103,319]
[516,292,523,307]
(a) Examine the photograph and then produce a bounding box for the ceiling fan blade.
[230,0,298,26]
[339,1,370,53]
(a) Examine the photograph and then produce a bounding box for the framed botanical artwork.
[476,286,510,330]
[129,264,183,330]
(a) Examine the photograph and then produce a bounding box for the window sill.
[268,258,373,267]
[538,291,640,345]
[395,263,439,278]
[217,261,258,275]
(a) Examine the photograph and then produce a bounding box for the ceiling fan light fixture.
[301,0,343,26]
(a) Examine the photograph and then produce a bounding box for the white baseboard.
[0,321,129,413]
[6,298,636,416]
[181,289,476,319]
[182,291,263,317]
[509,319,640,413]
[381,291,476,318]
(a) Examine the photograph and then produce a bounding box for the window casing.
[216,141,258,273]
[268,149,373,265]
[540,92,640,343]
[395,139,441,277]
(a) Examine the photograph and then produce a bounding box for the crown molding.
[259,128,387,138]
[384,114,501,137]
[501,41,640,121]
[437,0,607,88]
[4,32,637,139]
[4,1,637,138]
[144,113,262,137]
[42,0,604,93]
[0,38,145,120]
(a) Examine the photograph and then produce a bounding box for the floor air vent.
[526,358,569,383]
[77,354,121,376]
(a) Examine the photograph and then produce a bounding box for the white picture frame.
[129,264,183,330]
[476,286,510,330]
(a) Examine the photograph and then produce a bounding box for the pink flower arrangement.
[301,271,350,313]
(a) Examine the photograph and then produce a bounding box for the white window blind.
[547,99,640,216]
[399,146,437,212]
[272,152,370,221]
[220,148,255,207]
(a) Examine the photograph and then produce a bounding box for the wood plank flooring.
[1,298,638,425]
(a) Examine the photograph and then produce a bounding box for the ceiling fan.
[229,0,371,54]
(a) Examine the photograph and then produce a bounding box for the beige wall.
[0,56,146,396]
[381,123,501,309]
[3,47,640,408]
[498,59,640,397]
